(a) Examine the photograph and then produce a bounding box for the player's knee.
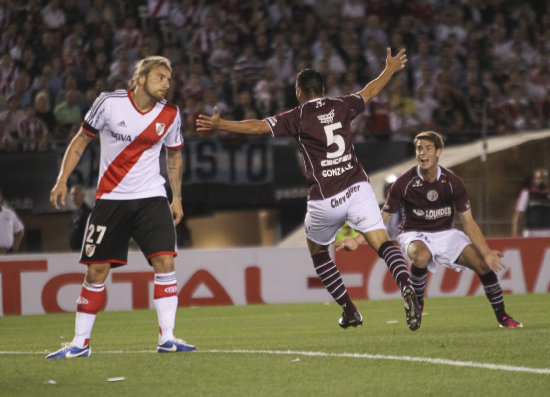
[86,263,110,283]
[151,254,175,272]
[408,244,430,268]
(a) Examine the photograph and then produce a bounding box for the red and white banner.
[1,238,549,316]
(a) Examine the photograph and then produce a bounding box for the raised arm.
[166,147,184,225]
[458,209,505,272]
[50,128,93,209]
[196,107,271,134]
[357,48,407,103]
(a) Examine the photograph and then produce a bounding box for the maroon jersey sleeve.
[383,171,408,214]
[337,94,367,119]
[264,108,300,138]
[447,169,471,213]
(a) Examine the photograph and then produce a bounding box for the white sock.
[155,295,177,344]
[154,271,178,344]
[73,312,96,347]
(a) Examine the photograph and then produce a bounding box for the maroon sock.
[311,251,356,316]
[378,241,411,289]
[410,264,428,305]
[479,271,506,320]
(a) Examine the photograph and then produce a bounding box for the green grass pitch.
[1,293,549,396]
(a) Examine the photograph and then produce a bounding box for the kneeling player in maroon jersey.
[338,131,522,328]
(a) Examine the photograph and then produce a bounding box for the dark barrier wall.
[0,138,411,214]
[0,151,60,213]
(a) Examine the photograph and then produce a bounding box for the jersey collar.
[300,97,324,107]
[415,165,441,181]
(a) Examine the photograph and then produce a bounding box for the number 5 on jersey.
[324,122,344,159]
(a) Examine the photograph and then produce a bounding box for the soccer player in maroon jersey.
[197,48,422,331]
[338,131,522,328]
[46,56,196,359]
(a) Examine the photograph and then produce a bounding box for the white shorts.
[304,182,385,245]
[397,229,471,273]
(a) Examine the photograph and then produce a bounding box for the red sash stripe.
[96,105,177,198]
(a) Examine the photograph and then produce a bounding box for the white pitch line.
[1,349,549,375]
[207,350,550,375]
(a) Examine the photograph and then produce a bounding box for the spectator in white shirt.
[0,188,24,254]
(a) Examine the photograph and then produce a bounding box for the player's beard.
[144,79,167,102]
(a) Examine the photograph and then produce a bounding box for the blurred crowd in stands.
[1,0,550,153]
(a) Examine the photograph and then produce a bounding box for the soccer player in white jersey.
[197,48,422,331]
[46,56,196,359]
[338,131,522,328]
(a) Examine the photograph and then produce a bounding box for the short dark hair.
[414,131,444,150]
[296,69,324,97]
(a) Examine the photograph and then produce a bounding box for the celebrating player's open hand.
[386,48,407,74]
[196,106,221,132]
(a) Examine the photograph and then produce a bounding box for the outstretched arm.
[196,107,271,134]
[458,209,505,271]
[357,48,407,103]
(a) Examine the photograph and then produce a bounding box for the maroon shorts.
[79,197,177,267]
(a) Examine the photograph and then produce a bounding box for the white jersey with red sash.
[82,90,183,200]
